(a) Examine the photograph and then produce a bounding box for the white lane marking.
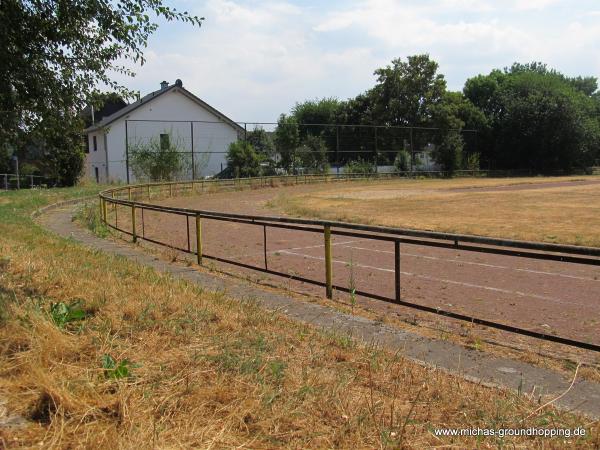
[226,240,358,262]
[278,250,593,308]
[340,245,600,283]
[287,240,358,251]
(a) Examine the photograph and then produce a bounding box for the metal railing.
[98,173,600,352]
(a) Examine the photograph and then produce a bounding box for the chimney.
[160,80,168,90]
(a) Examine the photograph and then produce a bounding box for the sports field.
[129,175,600,354]
[268,176,600,247]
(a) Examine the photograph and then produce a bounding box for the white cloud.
[111,0,600,121]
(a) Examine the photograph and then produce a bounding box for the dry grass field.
[268,176,600,247]
[1,187,599,447]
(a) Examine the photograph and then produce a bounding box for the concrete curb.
[30,195,96,219]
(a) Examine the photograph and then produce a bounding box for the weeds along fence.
[1,173,57,190]
[99,173,600,352]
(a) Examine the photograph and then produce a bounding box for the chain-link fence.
[122,120,479,182]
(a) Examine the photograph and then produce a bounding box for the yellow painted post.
[195,214,202,265]
[131,204,137,243]
[324,225,333,299]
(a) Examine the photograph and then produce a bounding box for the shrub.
[226,141,262,178]
[129,131,188,181]
[394,149,411,172]
[344,158,376,175]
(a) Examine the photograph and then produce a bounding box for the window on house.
[160,133,170,150]
[93,135,97,152]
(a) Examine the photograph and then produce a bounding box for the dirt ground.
[109,178,600,359]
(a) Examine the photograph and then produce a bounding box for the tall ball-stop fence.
[121,120,481,182]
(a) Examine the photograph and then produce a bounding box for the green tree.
[0,0,203,185]
[226,141,262,178]
[464,64,600,172]
[0,145,12,174]
[274,114,300,172]
[246,128,275,159]
[371,54,447,127]
[296,135,329,174]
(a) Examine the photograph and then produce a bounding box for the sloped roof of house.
[84,81,244,134]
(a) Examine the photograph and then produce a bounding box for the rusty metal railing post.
[102,197,107,222]
[394,241,401,303]
[263,225,268,270]
[131,204,137,243]
[195,213,203,265]
[324,225,333,299]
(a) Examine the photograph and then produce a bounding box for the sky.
[111,0,600,123]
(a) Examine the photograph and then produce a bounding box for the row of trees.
[227,55,600,177]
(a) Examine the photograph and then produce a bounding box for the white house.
[84,79,243,183]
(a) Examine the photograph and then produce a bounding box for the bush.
[394,149,411,172]
[129,131,188,181]
[463,152,480,171]
[344,158,376,175]
[227,141,262,178]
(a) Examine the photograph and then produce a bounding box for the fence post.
[131,204,137,243]
[3,174,7,190]
[99,197,103,221]
[147,184,151,200]
[128,186,132,201]
[169,183,173,197]
[394,241,401,303]
[263,225,268,270]
[196,214,203,265]
[102,197,107,222]
[30,175,34,188]
[324,225,333,299]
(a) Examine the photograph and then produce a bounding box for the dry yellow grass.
[1,187,599,447]
[268,176,600,247]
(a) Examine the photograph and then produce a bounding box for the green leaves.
[1,1,203,184]
[129,131,188,181]
[226,141,263,178]
[49,300,86,328]
[102,355,137,380]
[464,63,600,172]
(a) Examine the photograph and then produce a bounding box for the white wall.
[95,87,240,183]
[85,131,109,183]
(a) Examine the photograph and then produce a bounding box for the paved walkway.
[38,202,600,419]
